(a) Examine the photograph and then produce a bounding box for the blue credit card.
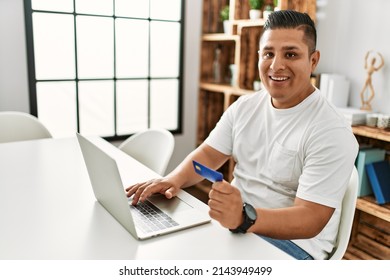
[192,160,223,183]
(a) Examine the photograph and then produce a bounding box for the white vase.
[249,9,261,20]
[229,64,237,86]
[263,10,273,21]
[223,20,232,34]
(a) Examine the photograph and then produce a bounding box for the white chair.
[118,128,175,176]
[328,166,359,259]
[0,111,52,143]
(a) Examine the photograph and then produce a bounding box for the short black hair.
[263,10,317,53]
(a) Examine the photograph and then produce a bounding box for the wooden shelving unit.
[344,126,390,260]
[356,196,390,223]
[353,125,390,142]
[352,126,390,222]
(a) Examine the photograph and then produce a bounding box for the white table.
[0,137,293,260]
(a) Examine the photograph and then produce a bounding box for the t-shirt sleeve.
[203,99,238,156]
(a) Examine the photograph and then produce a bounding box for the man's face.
[258,28,320,109]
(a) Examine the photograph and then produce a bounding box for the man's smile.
[270,76,289,81]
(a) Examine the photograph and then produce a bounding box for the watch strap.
[229,203,257,234]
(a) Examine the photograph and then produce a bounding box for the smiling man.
[126,10,358,260]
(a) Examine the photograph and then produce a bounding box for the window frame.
[23,0,185,141]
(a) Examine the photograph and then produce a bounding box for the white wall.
[316,0,390,113]
[0,0,30,112]
[2,0,390,170]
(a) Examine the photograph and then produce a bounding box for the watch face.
[244,203,257,221]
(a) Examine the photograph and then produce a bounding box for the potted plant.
[249,0,264,20]
[220,5,231,34]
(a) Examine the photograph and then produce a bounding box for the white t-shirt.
[204,88,359,259]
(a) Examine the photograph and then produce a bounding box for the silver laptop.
[76,133,211,240]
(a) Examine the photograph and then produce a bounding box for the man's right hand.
[125,178,180,205]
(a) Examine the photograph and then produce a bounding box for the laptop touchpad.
[148,194,192,214]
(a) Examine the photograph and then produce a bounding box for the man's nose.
[270,55,285,71]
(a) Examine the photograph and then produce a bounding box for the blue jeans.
[259,235,314,260]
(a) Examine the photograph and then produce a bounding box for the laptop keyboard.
[129,200,179,233]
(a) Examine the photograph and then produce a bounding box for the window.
[24,0,184,140]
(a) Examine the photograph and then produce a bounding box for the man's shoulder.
[310,91,352,130]
[306,105,358,152]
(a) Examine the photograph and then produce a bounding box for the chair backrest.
[0,111,52,143]
[118,128,175,176]
[328,166,359,259]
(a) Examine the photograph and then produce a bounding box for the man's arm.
[250,198,334,239]
[126,143,230,205]
[209,181,335,239]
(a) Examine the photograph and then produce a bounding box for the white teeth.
[271,76,288,81]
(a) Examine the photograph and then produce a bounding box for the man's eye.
[263,52,274,59]
[286,53,297,58]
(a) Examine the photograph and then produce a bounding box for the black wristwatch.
[229,203,257,234]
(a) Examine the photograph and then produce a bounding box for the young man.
[126,10,358,260]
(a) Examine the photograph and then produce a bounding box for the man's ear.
[310,50,320,72]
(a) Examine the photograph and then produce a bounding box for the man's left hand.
[208,181,243,229]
